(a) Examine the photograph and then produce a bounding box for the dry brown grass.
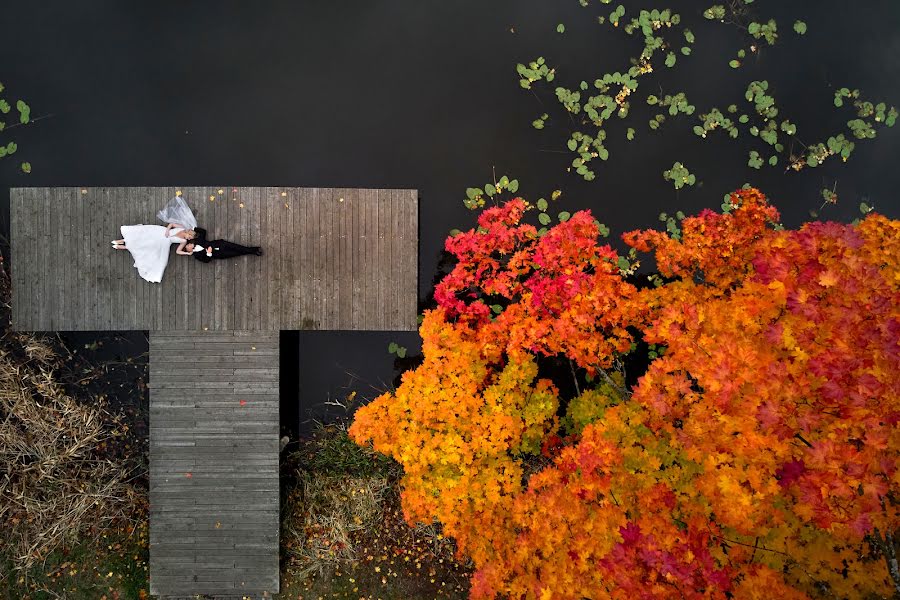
[283,471,392,579]
[0,349,142,573]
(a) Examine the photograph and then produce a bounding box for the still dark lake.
[2,1,899,434]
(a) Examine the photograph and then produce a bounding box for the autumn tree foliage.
[349,189,900,599]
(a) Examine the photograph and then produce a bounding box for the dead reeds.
[0,346,141,572]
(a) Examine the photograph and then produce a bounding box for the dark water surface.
[2,1,899,434]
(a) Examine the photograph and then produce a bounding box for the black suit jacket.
[191,227,213,262]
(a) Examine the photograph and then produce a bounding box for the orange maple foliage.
[350,189,900,599]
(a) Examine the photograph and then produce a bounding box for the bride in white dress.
[111,197,201,283]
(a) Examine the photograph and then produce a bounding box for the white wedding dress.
[120,225,187,283]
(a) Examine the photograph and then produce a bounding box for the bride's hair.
[182,230,197,240]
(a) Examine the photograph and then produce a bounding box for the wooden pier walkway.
[10,186,418,331]
[149,330,280,598]
[9,187,419,599]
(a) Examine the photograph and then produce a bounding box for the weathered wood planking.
[148,330,280,598]
[9,187,418,332]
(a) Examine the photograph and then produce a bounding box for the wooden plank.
[270,188,282,328]
[295,188,308,328]
[235,187,249,330]
[363,188,375,331]
[281,188,294,328]
[98,187,109,331]
[8,189,18,329]
[392,189,402,330]
[291,186,302,328]
[249,186,263,330]
[55,188,68,330]
[378,188,391,330]
[258,188,270,331]
[225,186,241,330]
[349,188,360,330]
[9,189,21,329]
[197,187,211,331]
[308,187,322,330]
[15,188,29,330]
[336,188,350,329]
[408,190,420,329]
[32,188,43,330]
[97,187,108,331]
[121,188,134,330]
[105,188,117,330]
[108,187,119,330]
[321,188,333,329]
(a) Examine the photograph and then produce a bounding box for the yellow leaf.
[818,270,838,287]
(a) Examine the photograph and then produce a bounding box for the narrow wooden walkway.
[10,187,418,332]
[148,330,280,598]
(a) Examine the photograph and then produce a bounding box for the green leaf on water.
[539,212,551,225]
[21,162,31,174]
[508,179,519,193]
[536,198,548,211]
[558,211,571,222]
[793,20,807,35]
[557,23,566,33]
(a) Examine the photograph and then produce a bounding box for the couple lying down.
[111,196,262,283]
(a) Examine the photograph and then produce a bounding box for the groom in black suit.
[187,227,263,263]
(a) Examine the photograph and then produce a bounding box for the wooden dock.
[9,187,420,599]
[9,187,418,332]
[149,330,280,598]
